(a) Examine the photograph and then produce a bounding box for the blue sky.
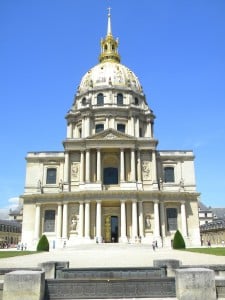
[0,0,225,215]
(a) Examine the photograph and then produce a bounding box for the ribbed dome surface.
[79,61,142,94]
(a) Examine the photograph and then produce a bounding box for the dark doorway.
[103,167,118,185]
[111,216,118,243]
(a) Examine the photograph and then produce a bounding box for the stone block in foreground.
[175,268,216,300]
[3,270,45,300]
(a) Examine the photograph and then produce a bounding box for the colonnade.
[34,200,188,242]
[63,148,157,185]
[67,114,153,139]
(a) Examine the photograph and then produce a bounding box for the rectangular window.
[95,124,104,133]
[46,168,57,184]
[117,124,125,133]
[166,208,177,231]
[44,210,55,232]
[164,167,175,183]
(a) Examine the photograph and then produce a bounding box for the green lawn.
[183,247,225,256]
[0,251,38,259]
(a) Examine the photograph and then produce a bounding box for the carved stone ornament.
[70,215,77,231]
[142,161,151,180]
[145,215,151,230]
[105,133,117,139]
[71,162,80,181]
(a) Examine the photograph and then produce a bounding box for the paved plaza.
[1,244,225,300]
[1,243,225,268]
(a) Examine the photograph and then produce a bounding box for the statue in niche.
[37,180,43,193]
[58,179,64,192]
[159,177,163,190]
[179,178,184,191]
[70,216,77,231]
[145,215,151,230]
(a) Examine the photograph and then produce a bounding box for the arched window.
[95,124,104,133]
[117,93,123,106]
[46,168,57,184]
[82,97,86,105]
[44,210,55,232]
[97,93,104,106]
[135,97,139,105]
[164,167,175,183]
[117,123,125,133]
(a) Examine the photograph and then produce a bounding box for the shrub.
[36,235,49,252]
[172,230,186,249]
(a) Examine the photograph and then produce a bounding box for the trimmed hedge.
[172,230,186,249]
[36,234,49,252]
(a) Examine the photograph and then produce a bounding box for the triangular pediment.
[86,129,135,140]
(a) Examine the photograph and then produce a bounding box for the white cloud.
[0,197,20,220]
[8,197,20,205]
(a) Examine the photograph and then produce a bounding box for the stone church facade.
[21,11,201,249]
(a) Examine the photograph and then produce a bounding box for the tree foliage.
[172,230,186,249]
[36,235,49,252]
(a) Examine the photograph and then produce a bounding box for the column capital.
[153,199,159,204]
[120,199,126,204]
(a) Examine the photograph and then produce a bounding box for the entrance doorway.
[104,216,119,243]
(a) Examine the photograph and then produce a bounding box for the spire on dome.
[99,8,120,63]
[107,7,112,36]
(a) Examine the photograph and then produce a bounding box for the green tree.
[36,235,49,252]
[172,230,186,249]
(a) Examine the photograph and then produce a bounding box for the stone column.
[97,149,101,182]
[62,203,68,239]
[64,152,69,188]
[34,204,41,240]
[130,149,136,181]
[85,115,90,137]
[181,201,188,237]
[160,202,166,241]
[84,201,90,239]
[120,200,127,241]
[138,201,144,238]
[67,122,73,138]
[80,150,84,182]
[137,150,142,182]
[131,116,135,136]
[96,201,102,241]
[135,117,140,137]
[146,120,151,138]
[120,149,125,182]
[85,149,90,182]
[81,118,85,138]
[57,204,62,238]
[132,200,138,239]
[79,202,84,238]
[151,150,158,188]
[154,200,160,238]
